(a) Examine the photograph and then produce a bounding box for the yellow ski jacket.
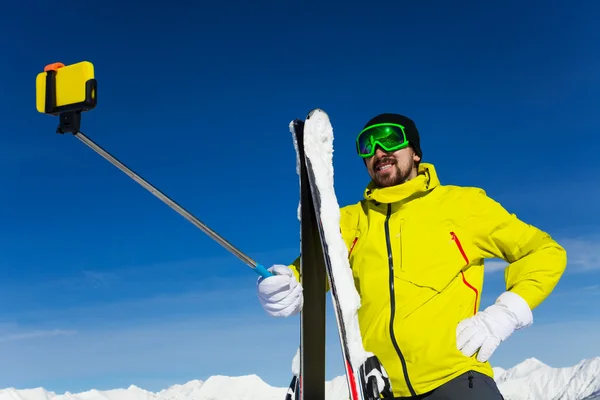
[288,162,567,397]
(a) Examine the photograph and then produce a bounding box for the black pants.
[392,371,504,400]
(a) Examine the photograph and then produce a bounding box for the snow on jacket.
[288,162,567,397]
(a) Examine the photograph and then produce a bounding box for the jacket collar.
[363,163,440,204]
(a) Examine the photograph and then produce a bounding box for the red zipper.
[450,232,479,315]
[348,237,358,258]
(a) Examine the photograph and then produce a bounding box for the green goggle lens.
[356,123,409,158]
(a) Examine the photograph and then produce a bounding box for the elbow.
[539,240,568,296]
[519,240,568,309]
[543,238,568,281]
[560,244,568,272]
[552,240,568,277]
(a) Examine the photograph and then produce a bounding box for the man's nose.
[374,147,388,157]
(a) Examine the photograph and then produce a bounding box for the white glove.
[457,291,533,362]
[256,264,303,317]
[359,355,392,399]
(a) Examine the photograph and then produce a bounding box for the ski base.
[293,118,327,400]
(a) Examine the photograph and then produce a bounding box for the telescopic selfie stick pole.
[36,61,273,278]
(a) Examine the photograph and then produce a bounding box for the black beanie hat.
[362,113,422,159]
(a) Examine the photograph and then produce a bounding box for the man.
[256,113,567,399]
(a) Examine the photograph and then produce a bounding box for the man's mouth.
[374,159,395,172]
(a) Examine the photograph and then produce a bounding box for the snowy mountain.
[494,357,600,400]
[1,357,599,400]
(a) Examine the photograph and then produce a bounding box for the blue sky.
[1,0,599,394]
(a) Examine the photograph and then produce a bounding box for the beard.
[370,157,415,188]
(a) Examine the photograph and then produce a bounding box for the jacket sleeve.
[287,204,361,291]
[467,189,567,310]
[288,246,332,292]
[288,256,302,285]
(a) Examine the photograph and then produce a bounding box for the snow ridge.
[495,357,600,400]
[2,357,599,400]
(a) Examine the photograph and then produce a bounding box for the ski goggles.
[355,123,409,158]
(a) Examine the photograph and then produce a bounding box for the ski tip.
[306,108,328,119]
[289,119,305,133]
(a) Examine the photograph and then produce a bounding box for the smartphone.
[36,61,97,115]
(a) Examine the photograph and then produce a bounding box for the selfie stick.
[37,61,273,279]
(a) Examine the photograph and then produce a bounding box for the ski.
[288,109,375,400]
[291,117,327,400]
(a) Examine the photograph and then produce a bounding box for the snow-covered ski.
[290,117,327,400]
[287,108,376,400]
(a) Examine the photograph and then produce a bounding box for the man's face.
[365,146,421,188]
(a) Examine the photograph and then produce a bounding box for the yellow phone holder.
[36,61,97,133]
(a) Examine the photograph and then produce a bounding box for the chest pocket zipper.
[348,236,358,258]
[451,231,479,316]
